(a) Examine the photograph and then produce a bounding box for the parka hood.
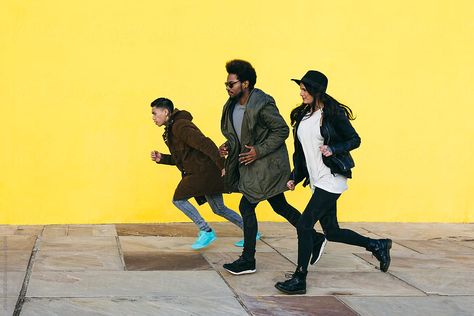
[170,109,193,122]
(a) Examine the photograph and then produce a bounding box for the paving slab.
[280,251,376,272]
[0,298,16,316]
[256,222,297,238]
[20,297,248,316]
[14,226,44,236]
[33,251,123,271]
[390,269,474,295]
[119,236,273,253]
[42,226,68,238]
[395,240,474,255]
[0,271,25,297]
[0,251,31,271]
[357,253,474,272]
[221,271,424,297]
[67,225,117,237]
[262,236,409,256]
[204,252,295,272]
[0,226,19,236]
[0,236,36,251]
[240,295,357,316]
[340,295,474,316]
[358,223,474,240]
[123,252,212,271]
[39,237,119,255]
[27,271,235,298]
[117,222,242,237]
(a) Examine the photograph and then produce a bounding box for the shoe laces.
[284,271,295,279]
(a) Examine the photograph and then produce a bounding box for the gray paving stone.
[27,271,235,298]
[67,225,117,237]
[0,226,43,236]
[395,240,474,255]
[0,236,36,251]
[391,269,474,295]
[221,271,424,297]
[0,271,25,297]
[263,236,396,255]
[119,236,273,253]
[42,226,68,237]
[204,252,295,272]
[281,251,376,272]
[340,295,474,316]
[0,298,16,316]
[358,223,474,240]
[20,297,247,316]
[0,251,31,271]
[0,226,17,236]
[117,222,242,237]
[357,253,474,272]
[39,237,119,255]
[257,222,297,238]
[33,251,123,271]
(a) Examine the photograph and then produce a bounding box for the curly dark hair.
[225,59,257,89]
[150,97,174,113]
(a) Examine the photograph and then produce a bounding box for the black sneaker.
[310,235,327,265]
[223,256,256,275]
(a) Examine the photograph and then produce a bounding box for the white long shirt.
[297,110,348,194]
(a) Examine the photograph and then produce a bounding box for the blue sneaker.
[234,232,261,247]
[192,230,216,250]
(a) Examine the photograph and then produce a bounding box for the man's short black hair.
[151,97,174,112]
[226,59,257,89]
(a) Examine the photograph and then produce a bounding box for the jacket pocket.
[323,152,355,173]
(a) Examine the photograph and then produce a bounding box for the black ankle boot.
[275,267,307,295]
[366,239,392,272]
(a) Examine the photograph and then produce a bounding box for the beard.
[229,90,243,100]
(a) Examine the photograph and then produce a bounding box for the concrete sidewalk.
[1,222,474,315]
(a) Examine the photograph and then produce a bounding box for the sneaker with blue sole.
[234,232,261,247]
[192,229,216,250]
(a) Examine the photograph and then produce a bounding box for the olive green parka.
[221,88,291,203]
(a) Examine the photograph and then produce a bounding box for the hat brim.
[291,79,302,85]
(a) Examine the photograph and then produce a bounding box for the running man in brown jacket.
[150,97,244,249]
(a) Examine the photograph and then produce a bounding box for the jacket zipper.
[332,156,348,171]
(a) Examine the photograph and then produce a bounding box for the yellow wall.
[1,1,473,224]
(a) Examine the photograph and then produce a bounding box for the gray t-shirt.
[232,103,246,142]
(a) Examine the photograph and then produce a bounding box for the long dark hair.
[290,84,355,126]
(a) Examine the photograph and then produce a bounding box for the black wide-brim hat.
[291,70,328,93]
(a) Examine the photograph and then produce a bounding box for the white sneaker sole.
[313,238,327,264]
[224,268,256,275]
[191,237,216,250]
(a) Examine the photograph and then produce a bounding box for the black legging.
[239,192,325,260]
[296,186,370,271]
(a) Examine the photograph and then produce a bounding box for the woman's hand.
[319,145,333,157]
[221,168,226,177]
[287,180,295,191]
[151,150,162,163]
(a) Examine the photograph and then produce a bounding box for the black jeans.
[239,192,325,260]
[296,186,370,271]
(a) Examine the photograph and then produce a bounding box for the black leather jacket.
[290,107,361,186]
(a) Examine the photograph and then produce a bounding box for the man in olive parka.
[219,60,326,275]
